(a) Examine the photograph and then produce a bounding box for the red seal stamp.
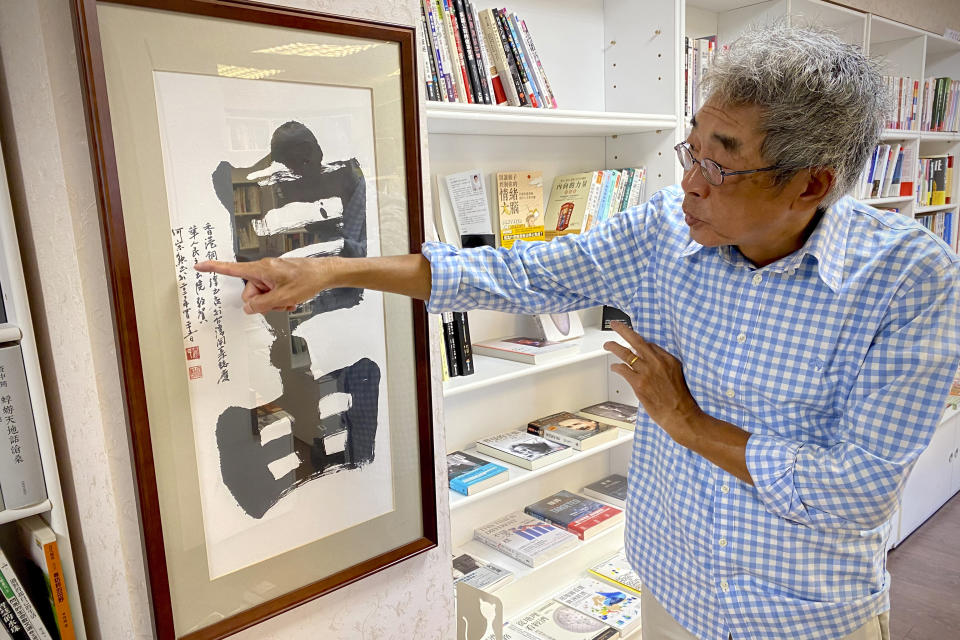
[185,346,200,360]
[188,365,203,380]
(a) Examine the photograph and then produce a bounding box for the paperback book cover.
[509,599,620,639]
[581,474,628,509]
[451,551,514,591]
[589,551,643,597]
[447,450,509,496]
[526,411,618,451]
[472,336,579,365]
[0,545,52,640]
[16,517,75,640]
[577,402,638,431]
[474,511,579,567]
[552,578,641,635]
[475,431,572,470]
[496,171,545,249]
[533,312,585,343]
[543,173,594,240]
[0,345,48,510]
[524,490,624,540]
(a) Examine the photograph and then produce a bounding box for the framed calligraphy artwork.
[72,1,436,638]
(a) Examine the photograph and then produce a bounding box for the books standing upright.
[16,517,75,640]
[0,345,47,510]
[496,171,545,249]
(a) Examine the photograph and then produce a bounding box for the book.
[477,7,518,105]
[518,16,557,109]
[524,490,623,540]
[543,173,595,240]
[453,312,475,376]
[472,336,579,365]
[475,431,573,470]
[509,600,620,639]
[0,594,26,639]
[526,411,619,451]
[0,345,48,510]
[497,9,539,107]
[468,1,501,105]
[551,578,642,635]
[581,474,629,509]
[577,402,638,431]
[496,171,545,249]
[16,518,75,640]
[442,170,495,246]
[482,8,525,106]
[533,312,584,343]
[441,312,460,377]
[451,551,514,591]
[447,450,508,496]
[473,511,579,567]
[0,545,52,640]
[589,551,643,597]
[600,306,632,331]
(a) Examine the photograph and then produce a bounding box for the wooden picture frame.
[71,1,436,638]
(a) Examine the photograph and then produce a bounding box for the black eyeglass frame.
[674,141,780,186]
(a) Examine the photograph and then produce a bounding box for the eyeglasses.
[674,141,780,186]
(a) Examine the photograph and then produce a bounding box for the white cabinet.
[896,409,960,545]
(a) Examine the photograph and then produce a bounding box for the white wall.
[0,0,455,638]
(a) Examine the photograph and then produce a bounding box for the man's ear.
[796,167,834,209]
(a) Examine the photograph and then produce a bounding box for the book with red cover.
[524,490,624,540]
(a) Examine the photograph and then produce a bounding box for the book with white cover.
[452,551,514,592]
[0,345,47,509]
[475,431,572,470]
[552,578,641,635]
[474,511,578,567]
[581,474,628,509]
[533,312,585,343]
[472,336,580,364]
[577,401,637,431]
[509,600,620,639]
[588,551,642,597]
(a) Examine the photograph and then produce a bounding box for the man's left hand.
[604,321,703,447]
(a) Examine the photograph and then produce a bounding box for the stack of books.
[882,75,921,131]
[527,412,619,451]
[855,143,912,201]
[451,551,514,591]
[473,511,579,567]
[581,474,628,509]
[446,450,509,496]
[475,431,573,470]
[420,2,556,108]
[524,490,624,541]
[921,77,959,132]
[917,154,955,207]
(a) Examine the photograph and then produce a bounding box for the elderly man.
[199,25,959,640]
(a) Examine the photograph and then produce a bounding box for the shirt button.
[752,273,762,285]
[718,538,727,547]
[721,485,730,494]
[736,333,746,344]
[720,580,729,592]
[725,389,735,398]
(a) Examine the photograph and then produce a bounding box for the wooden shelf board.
[0,500,52,526]
[0,323,22,343]
[449,428,634,512]
[443,328,626,398]
[426,102,676,137]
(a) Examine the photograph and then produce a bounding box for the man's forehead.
[691,103,764,158]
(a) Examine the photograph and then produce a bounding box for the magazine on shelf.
[474,511,579,568]
[447,450,509,496]
[524,490,624,540]
[588,551,643,597]
[472,336,580,365]
[526,411,619,451]
[577,402,638,431]
[581,474,628,509]
[508,599,620,639]
[475,431,573,470]
[552,578,641,635]
[452,551,514,592]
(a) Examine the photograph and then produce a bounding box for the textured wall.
[834,0,960,34]
[0,0,454,639]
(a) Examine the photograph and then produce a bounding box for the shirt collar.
[678,197,851,292]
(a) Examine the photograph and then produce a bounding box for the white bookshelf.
[0,140,86,635]
[426,0,960,627]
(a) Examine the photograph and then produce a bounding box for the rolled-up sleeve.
[746,258,960,530]
[422,190,665,315]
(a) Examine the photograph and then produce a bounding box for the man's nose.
[681,164,710,199]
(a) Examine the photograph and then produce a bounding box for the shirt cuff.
[745,433,808,524]
[421,241,464,314]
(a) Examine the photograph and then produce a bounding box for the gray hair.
[702,24,887,208]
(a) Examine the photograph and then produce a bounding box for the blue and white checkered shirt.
[424,185,960,640]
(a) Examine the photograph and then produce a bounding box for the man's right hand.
[195,257,332,314]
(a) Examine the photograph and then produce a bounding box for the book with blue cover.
[524,490,623,540]
[447,450,509,496]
